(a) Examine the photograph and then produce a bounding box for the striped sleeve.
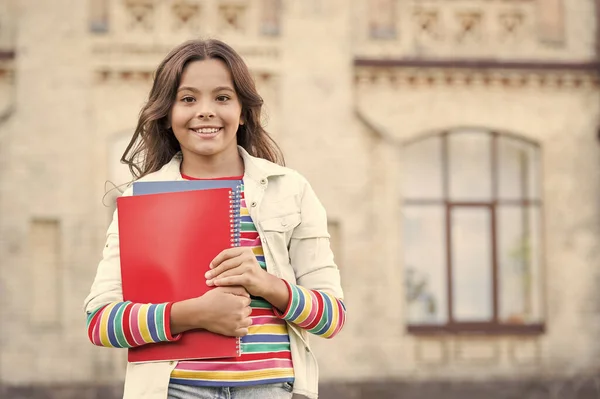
[86,301,181,348]
[273,280,346,339]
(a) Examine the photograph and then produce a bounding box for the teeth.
[194,128,220,134]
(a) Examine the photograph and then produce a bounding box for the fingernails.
[206,279,214,286]
[205,271,212,279]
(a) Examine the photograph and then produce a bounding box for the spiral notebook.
[117,186,242,363]
[132,179,243,196]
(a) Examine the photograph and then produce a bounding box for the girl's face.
[170,59,243,165]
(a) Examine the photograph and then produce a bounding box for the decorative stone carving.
[0,66,14,83]
[95,69,154,83]
[355,67,600,91]
[373,0,564,52]
[455,10,483,42]
[218,2,247,33]
[414,8,441,41]
[498,9,526,40]
[172,0,201,31]
[123,0,155,31]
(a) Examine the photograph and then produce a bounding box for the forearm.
[274,281,346,338]
[260,274,290,313]
[87,301,179,348]
[170,298,210,335]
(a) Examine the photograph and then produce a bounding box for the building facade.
[1,0,600,398]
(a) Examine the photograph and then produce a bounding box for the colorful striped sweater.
[87,180,346,387]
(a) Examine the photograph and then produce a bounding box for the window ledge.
[407,323,545,336]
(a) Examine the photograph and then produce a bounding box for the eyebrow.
[177,86,235,93]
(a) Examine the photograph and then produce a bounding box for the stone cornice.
[355,58,600,73]
[0,58,14,83]
[355,59,600,90]
[0,50,14,60]
[94,69,154,83]
[93,68,277,84]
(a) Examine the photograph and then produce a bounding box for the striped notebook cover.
[117,186,242,362]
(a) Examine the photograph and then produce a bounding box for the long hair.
[121,39,284,180]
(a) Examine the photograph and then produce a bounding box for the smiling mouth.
[191,127,222,134]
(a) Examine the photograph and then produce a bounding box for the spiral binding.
[228,184,242,248]
[228,183,243,356]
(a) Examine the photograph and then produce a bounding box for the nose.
[197,109,215,119]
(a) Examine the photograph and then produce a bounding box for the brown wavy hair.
[121,39,284,179]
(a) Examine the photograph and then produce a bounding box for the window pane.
[403,206,447,324]
[369,0,396,39]
[90,0,109,33]
[30,219,62,327]
[448,132,492,201]
[537,0,565,44]
[403,136,443,199]
[261,0,282,36]
[451,207,493,321]
[498,206,543,324]
[498,136,540,200]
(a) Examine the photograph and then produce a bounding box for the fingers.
[234,328,249,337]
[210,247,250,270]
[233,317,253,337]
[216,286,250,297]
[207,264,249,286]
[206,256,243,280]
[243,306,253,318]
[210,275,246,288]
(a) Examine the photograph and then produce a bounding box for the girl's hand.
[171,286,252,337]
[206,247,274,298]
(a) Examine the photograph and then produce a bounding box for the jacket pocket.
[260,213,301,275]
[261,213,301,235]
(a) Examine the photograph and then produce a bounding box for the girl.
[84,39,346,399]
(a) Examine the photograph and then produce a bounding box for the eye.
[181,96,195,103]
[216,95,230,102]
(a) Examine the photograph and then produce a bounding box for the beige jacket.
[84,146,344,399]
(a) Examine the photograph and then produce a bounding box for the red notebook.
[117,188,240,363]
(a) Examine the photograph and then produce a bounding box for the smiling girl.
[84,39,346,399]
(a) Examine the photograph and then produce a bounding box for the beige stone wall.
[353,0,596,61]
[333,70,600,380]
[0,64,13,124]
[0,0,599,390]
[0,0,16,52]
[0,0,101,384]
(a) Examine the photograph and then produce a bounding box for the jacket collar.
[238,146,289,182]
[148,145,289,182]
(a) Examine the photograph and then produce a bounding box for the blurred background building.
[1,0,600,398]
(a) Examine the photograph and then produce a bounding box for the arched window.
[402,129,543,334]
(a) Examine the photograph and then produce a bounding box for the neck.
[179,148,244,179]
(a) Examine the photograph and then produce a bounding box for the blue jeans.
[167,382,294,399]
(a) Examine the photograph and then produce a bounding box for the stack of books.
[117,179,243,363]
